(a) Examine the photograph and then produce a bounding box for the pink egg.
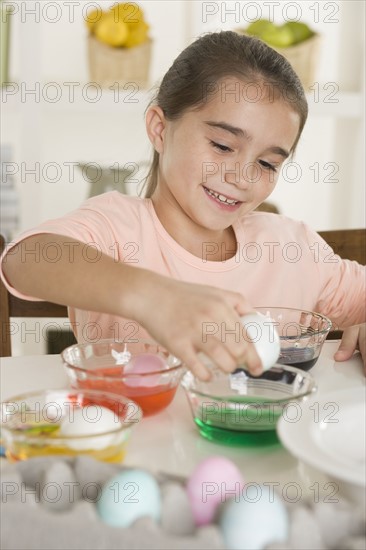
[186,456,245,526]
[123,353,166,387]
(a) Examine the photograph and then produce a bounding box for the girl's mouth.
[203,186,242,208]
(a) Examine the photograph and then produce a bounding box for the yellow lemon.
[85,7,105,32]
[94,12,129,47]
[111,3,145,25]
[124,20,149,48]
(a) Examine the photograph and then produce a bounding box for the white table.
[1,342,365,504]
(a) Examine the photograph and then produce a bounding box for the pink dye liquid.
[75,366,177,416]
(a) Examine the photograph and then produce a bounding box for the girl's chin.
[193,212,242,233]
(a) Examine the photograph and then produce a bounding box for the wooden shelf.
[1,84,363,118]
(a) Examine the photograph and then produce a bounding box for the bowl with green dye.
[181,365,316,446]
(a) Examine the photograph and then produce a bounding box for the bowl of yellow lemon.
[85,2,152,88]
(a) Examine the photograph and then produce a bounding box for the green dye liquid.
[195,397,283,447]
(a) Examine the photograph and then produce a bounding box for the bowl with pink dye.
[62,340,185,416]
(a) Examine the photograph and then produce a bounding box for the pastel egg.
[240,312,280,371]
[219,484,289,550]
[60,405,122,451]
[97,469,161,527]
[186,456,244,526]
[123,353,166,388]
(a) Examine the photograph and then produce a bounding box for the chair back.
[318,228,365,339]
[0,235,68,357]
[318,229,366,265]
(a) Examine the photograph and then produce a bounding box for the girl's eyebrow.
[204,121,290,159]
[264,146,290,159]
[204,120,249,138]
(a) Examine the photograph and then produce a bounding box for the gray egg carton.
[1,456,365,550]
[0,455,225,550]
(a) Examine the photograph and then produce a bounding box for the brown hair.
[143,30,308,198]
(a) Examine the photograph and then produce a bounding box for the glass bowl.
[0,388,142,463]
[255,307,332,371]
[62,340,185,416]
[181,365,317,446]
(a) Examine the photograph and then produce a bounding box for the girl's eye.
[210,141,233,153]
[259,160,277,172]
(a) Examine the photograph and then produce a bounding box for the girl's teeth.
[206,188,238,205]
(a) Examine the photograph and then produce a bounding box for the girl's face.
[147,77,300,235]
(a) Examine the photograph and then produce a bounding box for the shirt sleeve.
[303,223,366,329]
[0,196,118,301]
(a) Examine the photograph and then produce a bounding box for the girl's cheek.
[265,171,278,188]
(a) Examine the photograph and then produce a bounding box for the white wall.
[3,0,365,233]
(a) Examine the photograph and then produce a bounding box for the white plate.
[277,387,366,487]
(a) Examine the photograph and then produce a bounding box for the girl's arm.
[2,234,261,380]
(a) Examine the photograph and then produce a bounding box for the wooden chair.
[317,228,366,265]
[255,201,280,214]
[0,234,69,357]
[318,228,365,339]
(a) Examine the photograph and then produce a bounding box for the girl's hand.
[130,274,262,380]
[334,324,366,374]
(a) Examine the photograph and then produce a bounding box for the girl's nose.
[223,161,258,189]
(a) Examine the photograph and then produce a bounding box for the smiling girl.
[1,31,365,377]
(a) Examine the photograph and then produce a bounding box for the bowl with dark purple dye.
[255,307,332,371]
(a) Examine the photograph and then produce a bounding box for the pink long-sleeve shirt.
[1,192,365,342]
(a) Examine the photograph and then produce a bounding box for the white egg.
[60,405,123,451]
[241,312,280,371]
[219,484,289,550]
[97,469,161,527]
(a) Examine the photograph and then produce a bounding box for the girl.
[1,31,365,378]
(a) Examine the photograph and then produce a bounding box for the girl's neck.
[150,194,238,262]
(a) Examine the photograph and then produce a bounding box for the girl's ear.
[145,105,166,154]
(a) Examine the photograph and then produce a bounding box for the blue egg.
[97,469,161,528]
[219,484,289,550]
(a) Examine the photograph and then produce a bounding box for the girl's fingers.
[334,324,366,375]
[169,331,263,381]
[198,332,263,377]
[171,343,212,381]
[238,341,263,376]
[197,339,239,374]
[227,291,254,318]
[334,326,359,361]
